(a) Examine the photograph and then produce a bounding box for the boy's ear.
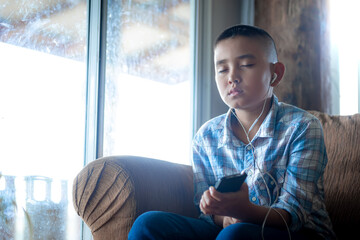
[270,62,285,87]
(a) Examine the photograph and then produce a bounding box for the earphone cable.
[231,97,291,240]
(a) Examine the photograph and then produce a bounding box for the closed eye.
[218,68,228,74]
[240,64,255,68]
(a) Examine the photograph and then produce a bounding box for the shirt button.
[270,181,275,185]
[251,197,257,202]
[246,145,252,151]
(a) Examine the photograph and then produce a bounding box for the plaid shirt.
[192,95,335,239]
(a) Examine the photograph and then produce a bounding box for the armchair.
[73,111,360,239]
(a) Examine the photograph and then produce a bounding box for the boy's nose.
[228,73,241,85]
[228,68,241,85]
[228,77,239,85]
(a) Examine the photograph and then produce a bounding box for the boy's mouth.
[228,88,244,96]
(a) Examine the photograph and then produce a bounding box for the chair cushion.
[309,111,360,239]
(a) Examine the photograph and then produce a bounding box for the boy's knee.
[128,211,169,240]
[217,223,260,240]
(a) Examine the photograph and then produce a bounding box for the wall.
[255,0,336,113]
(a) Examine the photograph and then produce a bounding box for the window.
[0,1,87,239]
[330,0,360,114]
[0,0,194,238]
[1,0,248,239]
[103,0,193,165]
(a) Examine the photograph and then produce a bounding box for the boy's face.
[214,36,274,110]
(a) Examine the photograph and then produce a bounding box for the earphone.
[270,73,277,84]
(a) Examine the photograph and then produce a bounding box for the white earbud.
[270,73,277,84]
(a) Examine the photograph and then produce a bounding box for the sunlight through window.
[330,0,360,114]
[103,0,193,165]
[0,1,87,239]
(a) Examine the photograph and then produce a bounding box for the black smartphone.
[214,172,247,193]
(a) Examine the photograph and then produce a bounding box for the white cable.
[232,98,267,140]
[260,172,291,240]
[231,98,291,240]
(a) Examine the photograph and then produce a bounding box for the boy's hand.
[223,216,241,228]
[199,182,251,220]
[200,182,291,229]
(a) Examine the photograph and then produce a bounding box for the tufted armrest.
[72,155,198,240]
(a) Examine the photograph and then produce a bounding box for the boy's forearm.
[213,215,224,227]
[241,203,291,229]
[213,204,291,229]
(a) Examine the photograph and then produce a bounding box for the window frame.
[84,0,106,166]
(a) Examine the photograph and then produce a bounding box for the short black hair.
[214,24,278,62]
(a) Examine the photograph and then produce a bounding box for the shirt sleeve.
[192,140,211,208]
[272,118,328,231]
[192,137,219,225]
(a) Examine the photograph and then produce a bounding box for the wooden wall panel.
[255,0,332,113]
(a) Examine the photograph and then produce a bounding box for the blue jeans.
[128,211,322,240]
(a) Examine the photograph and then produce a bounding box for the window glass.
[0,0,87,239]
[104,0,193,164]
[330,0,360,114]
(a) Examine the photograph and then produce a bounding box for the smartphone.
[214,172,247,193]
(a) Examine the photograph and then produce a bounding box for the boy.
[128,25,335,239]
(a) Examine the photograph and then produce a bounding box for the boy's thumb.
[209,186,221,201]
[209,186,215,194]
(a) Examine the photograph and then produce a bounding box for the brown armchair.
[73,111,360,239]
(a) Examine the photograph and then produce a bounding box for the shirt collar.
[218,95,279,148]
[257,95,278,138]
[218,108,235,147]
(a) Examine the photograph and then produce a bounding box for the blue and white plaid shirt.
[192,95,335,239]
